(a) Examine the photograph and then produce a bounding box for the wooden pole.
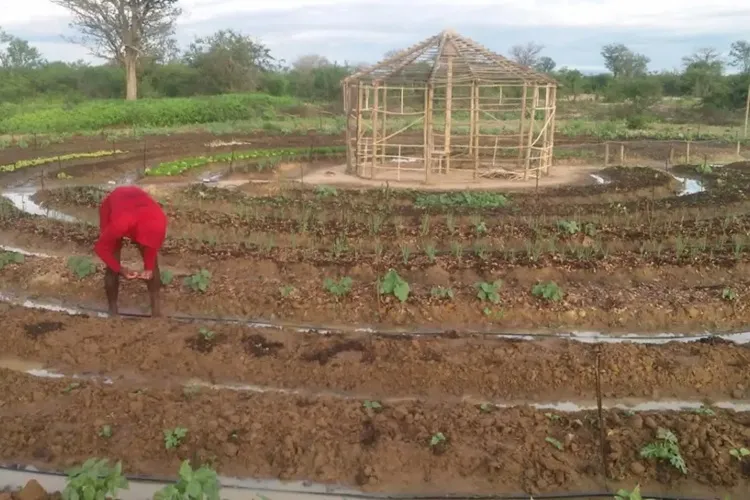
[470,81,480,179]
[469,81,476,156]
[619,143,624,165]
[424,85,434,184]
[356,82,363,176]
[381,86,387,167]
[518,83,528,169]
[686,139,691,164]
[669,146,674,166]
[400,87,404,114]
[444,56,454,174]
[498,86,503,105]
[541,84,551,174]
[371,83,380,179]
[744,83,750,139]
[604,143,610,166]
[524,85,539,180]
[547,86,557,175]
[343,84,353,174]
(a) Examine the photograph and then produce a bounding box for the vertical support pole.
[498,85,503,106]
[444,56,454,174]
[744,83,750,139]
[400,87,404,114]
[619,143,624,165]
[424,84,434,184]
[356,82,363,176]
[547,85,556,174]
[604,143,610,166]
[469,81,476,156]
[669,146,674,166]
[371,82,380,179]
[524,85,539,180]
[343,83,353,174]
[381,86,387,167]
[518,83,528,169]
[473,81,480,180]
[686,139,691,164]
[541,84,551,174]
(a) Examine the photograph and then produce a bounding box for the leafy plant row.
[144,145,346,176]
[0,150,125,173]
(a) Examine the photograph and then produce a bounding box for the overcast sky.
[3,0,750,73]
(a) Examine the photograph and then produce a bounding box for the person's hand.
[121,267,139,280]
[139,269,154,281]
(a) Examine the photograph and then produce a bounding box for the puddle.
[672,175,705,196]
[590,174,610,184]
[0,292,107,318]
[1,191,77,222]
[0,245,51,258]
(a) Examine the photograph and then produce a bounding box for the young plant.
[323,276,353,297]
[640,427,687,475]
[363,400,383,411]
[279,284,295,298]
[722,287,737,302]
[545,436,563,451]
[160,269,174,286]
[67,255,97,279]
[532,281,564,302]
[315,185,338,198]
[154,460,220,500]
[0,251,24,270]
[475,280,502,304]
[615,485,647,500]
[430,432,446,447]
[423,242,437,263]
[164,427,188,450]
[99,425,113,439]
[184,269,211,293]
[729,447,750,461]
[379,269,409,303]
[556,220,580,235]
[62,458,128,500]
[430,286,454,300]
[199,327,215,341]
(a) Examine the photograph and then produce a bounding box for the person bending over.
[94,186,167,317]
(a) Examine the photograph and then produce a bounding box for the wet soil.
[1,368,749,496]
[1,305,749,403]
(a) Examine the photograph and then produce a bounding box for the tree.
[51,0,181,100]
[729,41,750,74]
[184,30,274,94]
[509,42,544,68]
[601,44,650,78]
[682,47,723,67]
[682,48,724,98]
[557,67,584,101]
[535,56,556,73]
[292,54,331,71]
[0,29,45,69]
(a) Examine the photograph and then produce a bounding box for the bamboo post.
[744,83,750,139]
[356,82,363,176]
[400,87,404,114]
[492,136,499,167]
[524,85,539,180]
[619,144,624,165]
[736,131,741,157]
[547,86,556,174]
[686,139,691,164]
[604,143,609,166]
[518,83,528,169]
[498,86,503,105]
[469,81,476,156]
[541,84,551,174]
[371,83,380,179]
[669,146,674,166]
[472,81,480,179]
[424,85,434,184]
[381,86,387,166]
[444,55,454,174]
[397,144,402,181]
[343,84,353,174]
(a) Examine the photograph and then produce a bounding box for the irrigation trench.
[0,166,734,500]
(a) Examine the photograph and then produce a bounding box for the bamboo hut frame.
[342,29,558,183]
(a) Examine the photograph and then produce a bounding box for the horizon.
[3,0,750,74]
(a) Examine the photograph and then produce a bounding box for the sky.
[2,0,750,73]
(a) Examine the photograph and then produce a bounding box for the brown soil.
[1,368,750,496]
[1,305,749,404]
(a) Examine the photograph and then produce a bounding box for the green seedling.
[324,277,353,297]
[62,458,128,500]
[423,243,437,263]
[62,382,82,393]
[430,432,446,447]
[545,412,562,422]
[722,288,737,302]
[160,269,174,285]
[154,460,220,500]
[615,484,652,500]
[474,220,487,234]
[379,269,409,303]
[479,403,495,413]
[546,437,563,451]
[640,427,687,474]
[279,285,295,298]
[430,286,454,299]
[482,307,505,319]
[199,328,215,341]
[67,256,97,279]
[557,220,580,235]
[363,400,382,411]
[315,185,338,198]
[729,447,750,461]
[57,172,73,179]
[475,280,502,304]
[164,427,188,450]
[532,281,564,302]
[99,425,113,439]
[692,405,716,416]
[184,269,211,293]
[0,251,24,270]
[183,385,201,399]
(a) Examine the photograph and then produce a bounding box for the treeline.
[1,27,748,119]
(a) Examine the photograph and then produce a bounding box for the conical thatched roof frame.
[344,29,556,86]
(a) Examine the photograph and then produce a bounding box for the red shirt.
[94,186,167,273]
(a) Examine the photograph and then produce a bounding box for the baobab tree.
[52,0,181,100]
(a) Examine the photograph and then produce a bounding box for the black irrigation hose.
[0,466,720,500]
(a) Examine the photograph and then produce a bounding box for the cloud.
[3,0,749,71]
